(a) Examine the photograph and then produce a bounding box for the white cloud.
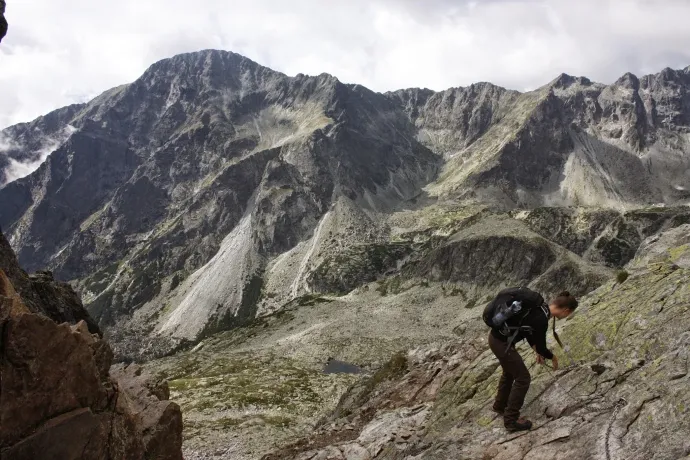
[1,0,690,129]
[0,125,76,185]
[0,132,19,152]
[3,156,43,185]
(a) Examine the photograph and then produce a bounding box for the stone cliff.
[0,230,183,460]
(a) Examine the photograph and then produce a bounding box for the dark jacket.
[487,287,554,360]
[490,304,553,359]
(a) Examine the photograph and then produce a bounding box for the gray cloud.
[1,0,690,129]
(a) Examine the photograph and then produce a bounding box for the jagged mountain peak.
[150,48,264,69]
[658,66,680,79]
[547,72,595,91]
[3,50,690,458]
[137,49,284,91]
[640,64,690,88]
[0,48,443,350]
[614,71,640,89]
[296,71,340,82]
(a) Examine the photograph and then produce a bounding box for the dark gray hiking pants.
[488,332,531,424]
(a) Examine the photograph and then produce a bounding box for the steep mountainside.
[0,51,438,356]
[1,51,689,362]
[263,227,690,460]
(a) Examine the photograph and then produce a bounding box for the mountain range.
[1,50,689,359]
[2,49,690,459]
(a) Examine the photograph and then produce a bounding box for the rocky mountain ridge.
[0,51,689,361]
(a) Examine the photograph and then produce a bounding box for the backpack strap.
[504,304,552,353]
[540,304,549,318]
[504,324,534,352]
[552,316,564,349]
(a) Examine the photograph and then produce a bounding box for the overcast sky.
[1,0,690,129]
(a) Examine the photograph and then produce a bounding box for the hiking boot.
[505,417,532,432]
[491,404,505,416]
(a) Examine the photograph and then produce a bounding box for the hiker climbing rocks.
[483,287,578,432]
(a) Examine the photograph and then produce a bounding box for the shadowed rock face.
[515,206,690,267]
[0,1,6,44]
[0,227,100,333]
[1,51,689,361]
[0,232,182,460]
[408,215,611,299]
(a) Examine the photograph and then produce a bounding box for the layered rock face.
[398,70,690,208]
[0,231,182,460]
[0,50,689,362]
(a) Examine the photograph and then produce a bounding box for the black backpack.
[483,287,568,354]
[482,286,545,331]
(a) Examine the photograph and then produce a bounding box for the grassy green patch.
[160,351,350,416]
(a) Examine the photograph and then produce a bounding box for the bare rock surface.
[629,223,690,270]
[111,363,184,460]
[0,228,99,332]
[0,230,182,460]
[263,247,690,460]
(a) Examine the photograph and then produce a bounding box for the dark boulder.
[0,234,183,459]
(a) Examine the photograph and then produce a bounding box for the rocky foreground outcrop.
[0,230,183,460]
[0,228,100,332]
[264,226,690,460]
